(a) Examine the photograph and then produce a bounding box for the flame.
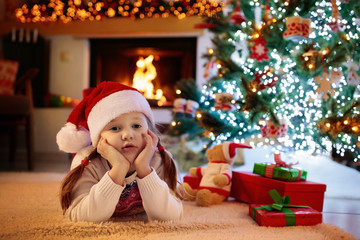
[132,55,166,106]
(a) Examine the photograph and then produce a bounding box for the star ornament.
[255,44,266,55]
[315,72,335,101]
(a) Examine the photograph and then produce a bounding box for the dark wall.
[2,31,49,107]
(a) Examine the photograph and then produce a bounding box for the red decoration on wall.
[194,23,217,29]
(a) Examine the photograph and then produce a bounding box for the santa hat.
[222,142,252,162]
[56,81,154,153]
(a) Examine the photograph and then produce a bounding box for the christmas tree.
[169,0,360,170]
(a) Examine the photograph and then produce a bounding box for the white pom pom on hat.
[56,81,154,154]
[56,123,91,153]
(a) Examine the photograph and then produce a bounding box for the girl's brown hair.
[59,118,180,214]
[60,149,98,213]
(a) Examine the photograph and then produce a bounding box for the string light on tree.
[166,0,360,169]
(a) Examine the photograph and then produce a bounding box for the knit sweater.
[65,150,183,222]
[197,162,232,197]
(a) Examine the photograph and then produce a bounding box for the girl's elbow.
[148,205,183,221]
[66,208,111,223]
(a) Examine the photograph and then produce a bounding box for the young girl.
[56,82,183,222]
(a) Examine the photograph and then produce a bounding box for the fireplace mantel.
[0,16,204,37]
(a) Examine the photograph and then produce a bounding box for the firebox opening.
[90,37,197,106]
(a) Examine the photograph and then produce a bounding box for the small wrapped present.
[249,189,322,227]
[230,171,326,211]
[253,153,307,181]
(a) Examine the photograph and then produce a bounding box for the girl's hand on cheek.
[97,137,130,185]
[134,129,158,178]
[97,137,125,167]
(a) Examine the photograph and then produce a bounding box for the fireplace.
[90,37,197,105]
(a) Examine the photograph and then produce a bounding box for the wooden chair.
[0,68,39,170]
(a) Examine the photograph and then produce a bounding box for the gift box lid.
[253,162,307,181]
[249,203,322,217]
[233,171,326,192]
[249,203,323,227]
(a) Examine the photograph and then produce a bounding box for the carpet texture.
[0,172,356,240]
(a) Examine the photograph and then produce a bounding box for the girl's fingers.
[97,138,104,152]
[142,133,152,150]
[99,137,106,145]
[98,137,107,152]
[141,130,157,156]
[147,129,159,145]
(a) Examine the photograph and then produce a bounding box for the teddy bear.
[181,142,252,207]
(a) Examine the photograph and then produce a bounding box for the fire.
[132,55,166,106]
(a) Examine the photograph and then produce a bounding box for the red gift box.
[249,204,322,227]
[231,171,326,212]
[183,174,201,189]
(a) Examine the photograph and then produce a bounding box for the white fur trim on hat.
[222,142,232,162]
[56,123,91,153]
[70,145,95,170]
[88,89,154,147]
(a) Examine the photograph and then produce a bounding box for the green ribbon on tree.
[252,189,310,226]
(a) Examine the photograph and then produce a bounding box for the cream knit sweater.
[65,151,183,222]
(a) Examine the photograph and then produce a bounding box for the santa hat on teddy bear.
[222,142,252,162]
[56,81,154,153]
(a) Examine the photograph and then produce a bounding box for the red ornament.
[203,58,218,79]
[329,21,345,32]
[229,5,246,25]
[283,16,311,41]
[251,69,278,91]
[249,35,270,61]
[329,0,345,32]
[261,119,288,138]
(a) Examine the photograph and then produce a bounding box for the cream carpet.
[0,172,356,240]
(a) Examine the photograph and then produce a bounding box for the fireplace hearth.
[90,37,197,104]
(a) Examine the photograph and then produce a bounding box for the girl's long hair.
[59,118,181,214]
[60,150,99,214]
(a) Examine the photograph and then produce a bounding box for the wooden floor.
[0,150,359,239]
[323,198,360,239]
